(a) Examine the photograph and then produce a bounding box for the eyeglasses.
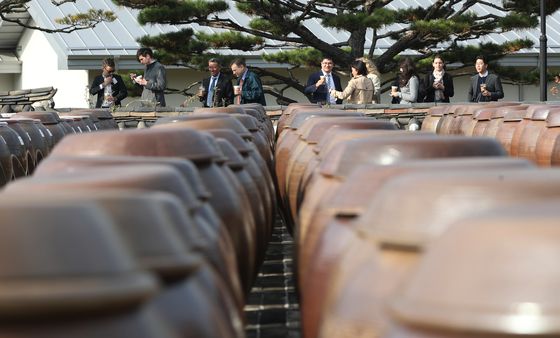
[104,67,115,74]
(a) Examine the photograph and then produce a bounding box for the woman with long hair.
[357,57,381,103]
[423,54,454,102]
[330,60,374,104]
[390,57,419,104]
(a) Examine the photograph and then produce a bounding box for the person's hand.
[129,73,136,81]
[106,96,115,102]
[481,88,491,97]
[329,89,336,97]
[551,86,559,95]
[135,77,147,86]
[103,75,112,86]
[316,76,326,88]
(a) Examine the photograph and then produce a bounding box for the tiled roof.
[26,0,560,62]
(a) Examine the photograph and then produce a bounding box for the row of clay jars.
[275,111,398,231]
[294,133,509,338]
[152,110,277,269]
[59,108,119,130]
[298,142,560,338]
[0,110,117,183]
[46,126,261,298]
[0,180,244,338]
[430,102,521,136]
[49,105,278,291]
[474,105,560,165]
[0,118,53,180]
[422,103,560,166]
[193,106,275,172]
[315,168,560,338]
[30,156,244,313]
[274,106,366,232]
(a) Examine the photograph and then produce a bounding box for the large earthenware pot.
[389,203,560,337]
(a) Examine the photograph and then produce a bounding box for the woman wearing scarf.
[423,55,454,103]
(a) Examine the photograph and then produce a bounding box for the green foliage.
[236,0,294,17]
[111,0,161,10]
[55,9,116,26]
[499,13,539,30]
[196,31,265,51]
[133,0,228,24]
[494,65,541,85]
[412,19,471,39]
[138,29,207,64]
[262,48,324,67]
[249,18,293,37]
[503,0,560,16]
[322,9,396,31]
[0,1,115,33]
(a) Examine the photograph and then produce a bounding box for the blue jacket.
[304,71,343,104]
[238,70,266,106]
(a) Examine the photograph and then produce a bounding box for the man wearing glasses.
[130,47,167,107]
[89,58,127,108]
[304,57,343,104]
[199,58,234,107]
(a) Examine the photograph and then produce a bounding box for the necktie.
[326,74,335,104]
[236,78,244,105]
[207,76,217,107]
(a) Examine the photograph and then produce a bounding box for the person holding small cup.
[329,60,374,104]
[422,54,454,103]
[390,57,419,104]
[89,58,127,108]
[467,55,504,102]
[230,58,266,106]
[198,58,234,107]
[304,57,343,105]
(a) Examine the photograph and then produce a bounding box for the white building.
[0,0,560,108]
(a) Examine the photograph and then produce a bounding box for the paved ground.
[245,214,301,338]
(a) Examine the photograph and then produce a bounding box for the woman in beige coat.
[330,60,374,104]
[358,57,381,103]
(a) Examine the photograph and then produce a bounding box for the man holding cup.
[304,57,342,104]
[467,55,504,102]
[89,58,127,108]
[198,58,234,107]
[230,58,266,106]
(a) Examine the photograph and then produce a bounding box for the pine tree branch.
[452,0,478,17]
[477,0,506,12]
[0,1,114,33]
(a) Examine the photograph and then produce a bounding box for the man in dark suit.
[467,55,504,102]
[230,58,266,106]
[89,58,127,108]
[198,58,234,107]
[304,57,343,104]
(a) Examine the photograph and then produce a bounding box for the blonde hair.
[357,57,380,77]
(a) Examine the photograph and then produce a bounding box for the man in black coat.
[89,58,127,108]
[467,55,504,102]
[304,57,343,104]
[199,58,234,107]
